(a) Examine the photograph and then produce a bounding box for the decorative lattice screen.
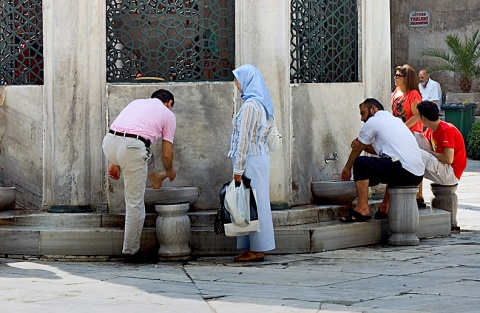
[290,0,358,83]
[0,0,43,85]
[106,0,235,82]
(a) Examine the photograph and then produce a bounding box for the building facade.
[0,0,391,212]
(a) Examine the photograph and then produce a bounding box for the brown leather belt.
[108,129,151,148]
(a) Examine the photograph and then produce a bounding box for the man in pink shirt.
[102,89,177,263]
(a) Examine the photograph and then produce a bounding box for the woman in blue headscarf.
[228,64,276,262]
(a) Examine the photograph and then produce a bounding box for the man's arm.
[428,146,454,165]
[341,138,366,181]
[161,139,176,181]
[351,138,376,155]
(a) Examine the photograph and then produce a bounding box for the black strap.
[108,129,151,147]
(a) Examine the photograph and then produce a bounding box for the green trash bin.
[443,103,478,141]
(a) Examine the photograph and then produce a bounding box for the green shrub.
[467,120,480,160]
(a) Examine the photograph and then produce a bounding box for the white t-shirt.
[419,78,442,108]
[358,111,425,176]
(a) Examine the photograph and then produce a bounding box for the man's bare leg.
[148,172,168,189]
[353,179,371,216]
[378,190,390,214]
[341,179,370,221]
[108,163,121,180]
[416,181,425,205]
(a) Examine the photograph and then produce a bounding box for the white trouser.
[103,133,152,255]
[420,149,459,185]
[414,132,433,152]
[234,155,276,252]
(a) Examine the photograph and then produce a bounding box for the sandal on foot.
[234,250,265,262]
[340,209,372,223]
[451,225,461,232]
[374,210,388,220]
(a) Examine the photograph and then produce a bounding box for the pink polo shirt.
[110,98,176,144]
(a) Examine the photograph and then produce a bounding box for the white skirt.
[233,155,276,252]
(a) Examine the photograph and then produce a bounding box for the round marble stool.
[155,203,191,261]
[431,183,458,229]
[387,186,419,246]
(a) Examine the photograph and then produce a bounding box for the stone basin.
[311,180,357,205]
[144,187,199,206]
[0,187,16,211]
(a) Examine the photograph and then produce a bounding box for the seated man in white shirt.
[418,70,442,111]
[339,98,425,222]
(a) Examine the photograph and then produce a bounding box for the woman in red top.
[391,64,425,206]
[391,64,423,133]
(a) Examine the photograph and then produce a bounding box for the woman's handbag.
[266,117,282,151]
[214,176,259,236]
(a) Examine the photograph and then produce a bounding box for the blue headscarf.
[233,64,274,120]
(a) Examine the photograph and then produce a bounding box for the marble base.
[387,186,419,246]
[431,183,458,227]
[155,203,191,261]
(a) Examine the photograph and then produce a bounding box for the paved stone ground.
[0,160,479,313]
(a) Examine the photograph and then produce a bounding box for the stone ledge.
[0,207,451,258]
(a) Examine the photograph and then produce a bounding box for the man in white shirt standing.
[418,69,443,111]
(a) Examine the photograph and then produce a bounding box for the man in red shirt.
[417,100,467,231]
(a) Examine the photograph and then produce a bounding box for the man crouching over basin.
[339,98,425,222]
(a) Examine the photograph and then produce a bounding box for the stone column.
[155,203,191,261]
[363,1,391,105]
[387,186,420,246]
[236,0,290,206]
[431,183,458,228]
[42,1,106,211]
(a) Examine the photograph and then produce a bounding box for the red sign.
[409,11,430,27]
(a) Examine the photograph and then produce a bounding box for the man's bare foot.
[108,163,121,180]
[148,172,168,189]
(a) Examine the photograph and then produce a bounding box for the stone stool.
[387,186,419,246]
[155,203,191,261]
[431,183,458,230]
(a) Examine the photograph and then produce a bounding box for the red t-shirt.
[423,121,467,179]
[391,88,423,133]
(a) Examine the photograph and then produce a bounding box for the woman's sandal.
[234,250,265,262]
[339,208,372,223]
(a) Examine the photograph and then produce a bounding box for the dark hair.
[360,98,384,111]
[151,89,175,107]
[417,100,439,121]
[395,64,420,93]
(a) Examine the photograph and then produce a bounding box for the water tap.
[325,152,338,163]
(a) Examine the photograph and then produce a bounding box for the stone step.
[0,207,451,258]
[0,201,382,228]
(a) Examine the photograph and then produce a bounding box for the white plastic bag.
[222,180,260,237]
[224,180,249,227]
[224,189,260,237]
